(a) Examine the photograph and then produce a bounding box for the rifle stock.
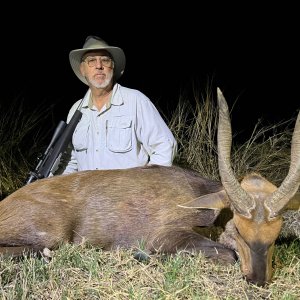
[26,110,82,184]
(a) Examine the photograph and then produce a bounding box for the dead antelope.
[0,89,299,287]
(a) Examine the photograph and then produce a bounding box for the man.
[57,35,177,173]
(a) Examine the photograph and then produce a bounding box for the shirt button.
[96,149,99,152]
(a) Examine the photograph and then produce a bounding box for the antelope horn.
[217,88,255,218]
[265,110,300,217]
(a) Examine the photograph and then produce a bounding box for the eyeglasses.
[82,56,113,68]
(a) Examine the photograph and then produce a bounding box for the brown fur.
[0,165,237,263]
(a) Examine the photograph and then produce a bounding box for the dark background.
[1,5,299,140]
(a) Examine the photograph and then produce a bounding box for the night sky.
[2,5,299,139]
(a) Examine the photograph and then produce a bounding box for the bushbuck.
[0,88,299,286]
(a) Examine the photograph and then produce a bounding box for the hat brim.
[69,46,126,85]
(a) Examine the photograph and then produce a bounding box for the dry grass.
[0,241,299,299]
[168,86,295,186]
[0,99,53,199]
[168,86,219,179]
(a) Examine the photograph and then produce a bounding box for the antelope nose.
[245,275,266,287]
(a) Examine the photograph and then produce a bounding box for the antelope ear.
[285,192,300,210]
[178,190,230,210]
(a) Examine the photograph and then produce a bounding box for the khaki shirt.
[59,83,177,173]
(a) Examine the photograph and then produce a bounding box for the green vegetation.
[0,242,299,299]
[0,89,299,299]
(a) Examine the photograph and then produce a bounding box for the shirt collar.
[81,83,124,109]
[110,83,124,106]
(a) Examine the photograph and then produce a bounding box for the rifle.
[26,109,82,184]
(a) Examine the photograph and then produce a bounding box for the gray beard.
[88,72,113,89]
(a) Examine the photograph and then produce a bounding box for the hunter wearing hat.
[57,35,177,173]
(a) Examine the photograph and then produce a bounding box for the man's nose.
[95,59,104,69]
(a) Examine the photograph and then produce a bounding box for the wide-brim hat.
[69,35,126,85]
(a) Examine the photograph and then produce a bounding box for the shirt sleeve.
[135,93,177,166]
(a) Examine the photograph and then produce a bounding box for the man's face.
[80,50,114,89]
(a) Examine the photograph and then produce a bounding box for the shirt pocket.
[72,116,90,152]
[106,117,132,152]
